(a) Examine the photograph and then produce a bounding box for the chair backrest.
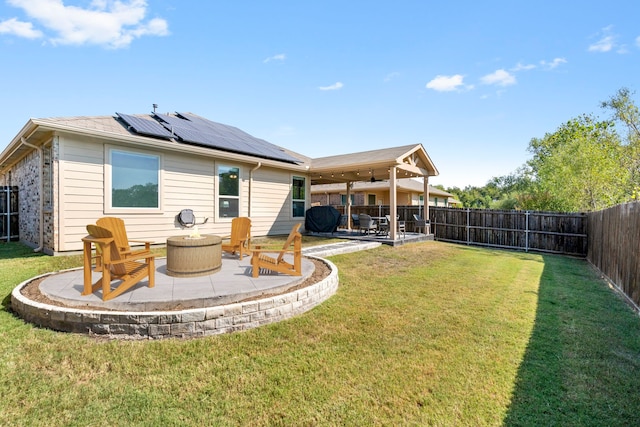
[86,224,127,276]
[359,214,374,227]
[96,217,130,253]
[230,217,251,244]
[277,223,302,262]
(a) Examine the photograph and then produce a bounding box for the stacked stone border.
[11,256,338,340]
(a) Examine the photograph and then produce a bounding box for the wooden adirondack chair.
[82,224,156,301]
[221,217,252,259]
[251,223,302,278]
[96,217,152,256]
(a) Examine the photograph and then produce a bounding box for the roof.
[311,178,455,198]
[309,144,438,185]
[0,113,311,174]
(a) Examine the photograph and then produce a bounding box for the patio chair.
[251,223,302,278]
[351,214,360,230]
[413,214,430,234]
[221,217,252,260]
[96,217,153,257]
[94,217,153,272]
[358,214,378,235]
[82,224,156,301]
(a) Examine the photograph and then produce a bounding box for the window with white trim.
[108,149,160,210]
[292,176,305,217]
[218,165,240,218]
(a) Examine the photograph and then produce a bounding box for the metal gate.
[0,186,19,242]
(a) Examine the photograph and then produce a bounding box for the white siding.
[56,136,305,252]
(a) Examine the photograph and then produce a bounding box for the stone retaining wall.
[11,257,338,339]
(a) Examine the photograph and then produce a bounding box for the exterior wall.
[54,134,307,252]
[10,150,40,248]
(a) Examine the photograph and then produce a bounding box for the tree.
[526,114,629,211]
[601,87,640,199]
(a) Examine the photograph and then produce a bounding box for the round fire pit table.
[166,234,222,277]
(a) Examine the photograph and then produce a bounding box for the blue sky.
[0,1,638,188]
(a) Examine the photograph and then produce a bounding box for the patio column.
[389,166,397,240]
[423,176,430,230]
[346,181,352,230]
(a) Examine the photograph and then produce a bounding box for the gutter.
[20,138,44,253]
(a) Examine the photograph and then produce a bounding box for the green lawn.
[1,240,639,426]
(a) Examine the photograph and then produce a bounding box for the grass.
[1,239,639,426]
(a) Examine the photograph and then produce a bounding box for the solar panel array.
[116,112,301,164]
[116,113,174,139]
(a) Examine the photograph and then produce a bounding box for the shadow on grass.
[0,241,46,260]
[503,255,640,426]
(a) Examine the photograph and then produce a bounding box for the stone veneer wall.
[11,257,339,340]
[11,150,40,247]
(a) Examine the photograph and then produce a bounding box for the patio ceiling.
[309,143,438,185]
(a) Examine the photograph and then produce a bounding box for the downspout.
[20,138,44,252]
[248,162,262,217]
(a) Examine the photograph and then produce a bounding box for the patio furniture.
[358,214,378,235]
[338,214,349,230]
[351,214,360,230]
[166,234,222,277]
[377,215,390,236]
[82,224,156,301]
[251,223,302,278]
[413,214,430,234]
[221,217,252,259]
[96,216,153,258]
[382,215,405,239]
[94,216,153,272]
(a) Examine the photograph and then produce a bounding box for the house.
[0,112,439,253]
[311,178,461,208]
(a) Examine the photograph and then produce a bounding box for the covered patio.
[309,144,439,241]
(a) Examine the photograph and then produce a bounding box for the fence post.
[466,208,470,245]
[525,211,530,252]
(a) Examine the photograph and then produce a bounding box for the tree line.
[440,88,640,212]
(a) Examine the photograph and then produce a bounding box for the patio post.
[389,166,397,240]
[346,181,352,230]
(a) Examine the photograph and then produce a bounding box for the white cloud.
[589,36,615,52]
[3,0,168,48]
[511,62,536,72]
[540,57,567,70]
[425,74,466,92]
[264,53,286,63]
[318,82,343,91]
[588,26,616,52]
[480,69,516,86]
[0,17,42,39]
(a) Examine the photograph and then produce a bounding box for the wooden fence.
[587,202,640,308]
[428,207,588,256]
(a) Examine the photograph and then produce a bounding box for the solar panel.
[177,113,302,163]
[116,113,174,139]
[118,112,301,164]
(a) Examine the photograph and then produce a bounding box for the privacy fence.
[587,202,640,309]
[428,207,588,256]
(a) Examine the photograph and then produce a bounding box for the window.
[218,165,240,218]
[109,149,160,210]
[292,176,305,217]
[367,194,376,205]
[341,194,354,205]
